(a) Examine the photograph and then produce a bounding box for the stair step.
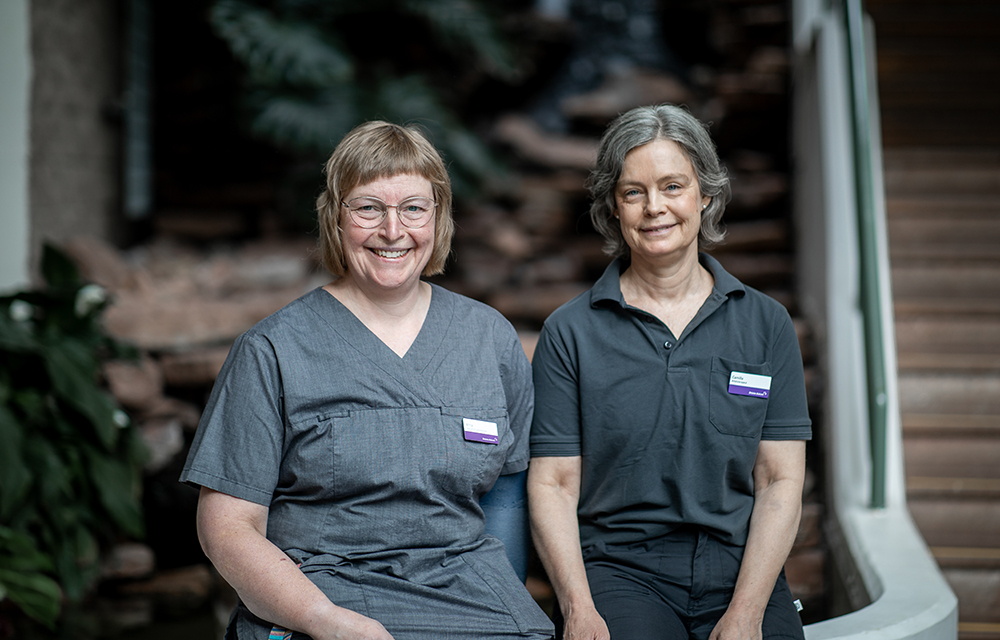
[896,317,1000,371]
[959,622,1000,640]
[898,352,1000,372]
[908,477,1000,499]
[903,413,1000,437]
[944,567,1000,624]
[896,299,1000,316]
[893,265,1000,304]
[904,438,1000,478]
[884,167,1000,195]
[933,547,1000,569]
[883,147,1000,168]
[898,374,1000,415]
[879,109,1000,147]
[888,218,1000,262]
[909,500,1000,548]
[886,195,1000,219]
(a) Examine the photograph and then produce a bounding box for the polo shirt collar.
[590,253,746,309]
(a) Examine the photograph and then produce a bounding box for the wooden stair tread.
[886,195,1000,218]
[959,622,1000,638]
[884,168,1000,193]
[898,373,1000,414]
[882,146,1000,166]
[897,352,1000,372]
[905,438,1000,479]
[908,477,1000,499]
[932,546,1000,569]
[909,499,1000,548]
[903,413,1000,436]
[895,299,1000,316]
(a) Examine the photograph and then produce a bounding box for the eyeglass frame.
[340,195,438,229]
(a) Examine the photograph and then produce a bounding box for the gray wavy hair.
[588,104,731,258]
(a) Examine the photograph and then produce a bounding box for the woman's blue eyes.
[622,185,681,199]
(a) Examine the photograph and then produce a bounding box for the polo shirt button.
[663,341,672,349]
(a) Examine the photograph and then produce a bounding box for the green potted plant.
[0,244,146,631]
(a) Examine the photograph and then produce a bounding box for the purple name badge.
[463,418,499,445]
[728,371,771,399]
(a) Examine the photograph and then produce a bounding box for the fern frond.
[251,87,361,151]
[402,0,521,80]
[211,0,353,87]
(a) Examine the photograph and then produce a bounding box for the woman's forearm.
[527,459,596,616]
[729,476,802,618]
[724,439,806,629]
[197,488,392,640]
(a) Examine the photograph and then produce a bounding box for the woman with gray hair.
[527,104,811,640]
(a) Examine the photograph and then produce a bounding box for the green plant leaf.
[0,527,61,628]
[212,0,353,86]
[0,406,31,521]
[40,244,82,290]
[85,451,144,539]
[403,0,520,80]
[252,86,361,150]
[0,569,62,628]
[0,308,37,352]
[43,341,119,449]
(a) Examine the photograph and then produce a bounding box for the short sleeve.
[760,310,812,441]
[529,319,583,457]
[179,331,285,505]
[498,320,534,475]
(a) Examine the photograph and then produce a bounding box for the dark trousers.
[555,528,804,640]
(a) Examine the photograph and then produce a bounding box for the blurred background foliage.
[207,0,527,198]
[0,246,146,630]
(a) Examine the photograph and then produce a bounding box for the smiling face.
[615,139,710,267]
[340,173,436,296]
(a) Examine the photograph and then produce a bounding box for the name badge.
[463,418,499,445]
[728,371,771,398]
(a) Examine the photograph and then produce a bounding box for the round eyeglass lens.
[344,197,435,228]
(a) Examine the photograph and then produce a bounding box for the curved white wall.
[0,0,31,293]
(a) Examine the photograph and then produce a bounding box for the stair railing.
[844,0,888,510]
[791,0,958,638]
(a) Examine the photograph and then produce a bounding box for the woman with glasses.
[528,104,811,640]
[182,121,555,640]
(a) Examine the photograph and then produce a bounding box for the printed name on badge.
[728,371,772,398]
[463,418,499,445]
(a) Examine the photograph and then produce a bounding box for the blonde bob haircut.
[316,121,455,277]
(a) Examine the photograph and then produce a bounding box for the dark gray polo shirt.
[530,254,811,548]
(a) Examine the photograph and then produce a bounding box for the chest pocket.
[709,357,770,438]
[331,407,510,500]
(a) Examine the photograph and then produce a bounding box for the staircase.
[868,1,1000,637]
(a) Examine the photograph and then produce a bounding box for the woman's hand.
[563,606,611,640]
[707,607,762,640]
[317,611,395,640]
[197,488,395,640]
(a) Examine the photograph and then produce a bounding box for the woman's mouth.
[371,248,409,259]
[642,223,676,234]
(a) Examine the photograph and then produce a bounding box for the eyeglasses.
[341,196,437,229]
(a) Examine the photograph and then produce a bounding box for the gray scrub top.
[530,255,812,549]
[181,285,554,639]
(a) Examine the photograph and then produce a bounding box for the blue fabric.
[481,470,529,582]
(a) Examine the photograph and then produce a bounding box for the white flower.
[9,299,34,323]
[74,284,107,317]
[113,410,130,428]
